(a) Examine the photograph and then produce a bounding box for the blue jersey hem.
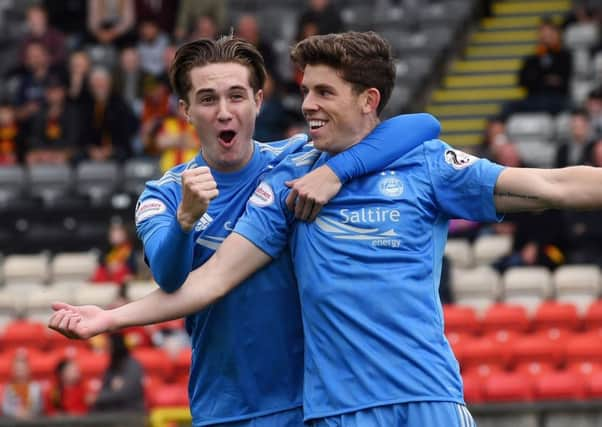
[303,396,465,422]
[193,403,303,426]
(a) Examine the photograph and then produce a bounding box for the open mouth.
[218,130,236,145]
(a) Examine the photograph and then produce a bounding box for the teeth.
[308,120,326,129]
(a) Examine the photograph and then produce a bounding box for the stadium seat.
[27,164,73,206]
[444,238,474,269]
[51,251,99,283]
[564,22,600,51]
[565,332,602,365]
[482,303,530,335]
[472,234,513,266]
[75,161,121,206]
[133,347,174,381]
[461,373,484,403]
[0,320,48,349]
[554,265,601,315]
[0,165,26,207]
[0,289,26,317]
[443,304,480,335]
[451,266,501,315]
[148,382,189,408]
[533,370,586,401]
[510,333,563,370]
[2,253,49,285]
[380,84,411,118]
[173,348,192,383]
[584,300,602,331]
[483,371,533,402]
[74,283,120,306]
[502,267,553,314]
[127,280,156,300]
[586,371,602,398]
[460,336,507,376]
[76,351,108,380]
[506,113,555,142]
[24,285,75,324]
[532,300,581,333]
[123,158,161,197]
[567,361,602,379]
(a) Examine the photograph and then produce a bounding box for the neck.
[327,115,380,155]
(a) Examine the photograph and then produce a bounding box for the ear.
[361,88,381,115]
[178,99,191,122]
[254,89,264,116]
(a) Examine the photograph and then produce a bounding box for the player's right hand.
[48,302,114,340]
[177,166,219,231]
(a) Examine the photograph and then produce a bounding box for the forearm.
[142,217,195,292]
[326,113,440,182]
[553,166,602,210]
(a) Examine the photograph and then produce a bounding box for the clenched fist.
[177,166,219,231]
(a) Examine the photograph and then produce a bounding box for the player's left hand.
[286,165,342,222]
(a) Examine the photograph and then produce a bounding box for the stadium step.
[439,133,482,147]
[427,103,501,118]
[465,44,534,59]
[480,15,562,30]
[444,74,517,88]
[452,59,522,74]
[441,118,488,133]
[472,30,537,44]
[432,87,526,103]
[492,0,570,16]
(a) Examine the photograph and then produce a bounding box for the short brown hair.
[169,36,267,104]
[290,31,395,114]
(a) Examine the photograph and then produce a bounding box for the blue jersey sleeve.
[326,113,440,182]
[234,149,317,257]
[425,141,505,222]
[135,183,195,293]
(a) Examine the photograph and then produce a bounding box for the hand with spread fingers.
[48,302,114,340]
[177,166,219,231]
[286,164,342,222]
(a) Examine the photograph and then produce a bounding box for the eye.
[199,96,215,105]
[231,93,244,101]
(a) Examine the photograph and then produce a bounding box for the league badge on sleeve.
[249,181,274,207]
[135,198,167,224]
[444,149,477,170]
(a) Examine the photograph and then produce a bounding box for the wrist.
[176,205,197,232]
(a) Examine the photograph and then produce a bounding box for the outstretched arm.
[494,166,602,212]
[49,234,271,339]
[287,113,440,220]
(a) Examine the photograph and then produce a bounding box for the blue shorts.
[306,402,476,427]
[206,407,304,427]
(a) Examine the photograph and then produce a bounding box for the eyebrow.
[194,85,248,97]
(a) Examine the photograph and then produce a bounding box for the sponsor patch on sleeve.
[135,198,167,223]
[444,149,478,170]
[249,181,274,207]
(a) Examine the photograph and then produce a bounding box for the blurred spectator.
[112,47,147,116]
[137,19,170,77]
[562,0,597,29]
[1,351,44,419]
[49,358,90,415]
[14,42,65,127]
[173,0,226,42]
[254,73,291,141]
[502,18,573,118]
[155,113,200,173]
[0,102,20,165]
[67,50,93,106]
[585,86,602,139]
[555,108,595,167]
[44,0,88,50]
[78,67,137,162]
[87,0,136,49]
[26,74,79,165]
[19,4,66,68]
[91,220,138,284]
[140,76,172,155]
[236,14,278,81]
[187,14,219,42]
[477,116,512,159]
[90,332,145,413]
[134,0,178,34]
[296,0,344,38]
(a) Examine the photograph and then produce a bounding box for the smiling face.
[301,64,379,154]
[180,62,263,172]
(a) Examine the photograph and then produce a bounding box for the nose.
[217,98,232,122]
[301,92,318,116]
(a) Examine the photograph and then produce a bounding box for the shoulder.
[255,133,310,161]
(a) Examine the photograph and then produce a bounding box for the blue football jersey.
[136,136,309,426]
[234,140,505,421]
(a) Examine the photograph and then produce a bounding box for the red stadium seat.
[565,332,602,365]
[483,371,533,402]
[534,370,586,401]
[133,347,174,381]
[173,348,192,383]
[27,349,59,381]
[514,361,556,381]
[460,336,507,377]
[584,300,602,331]
[0,320,48,349]
[481,303,530,335]
[443,304,480,335]
[587,371,602,398]
[510,333,563,369]
[567,361,602,379]
[76,351,109,380]
[532,300,581,333]
[461,373,484,403]
[148,382,189,408]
